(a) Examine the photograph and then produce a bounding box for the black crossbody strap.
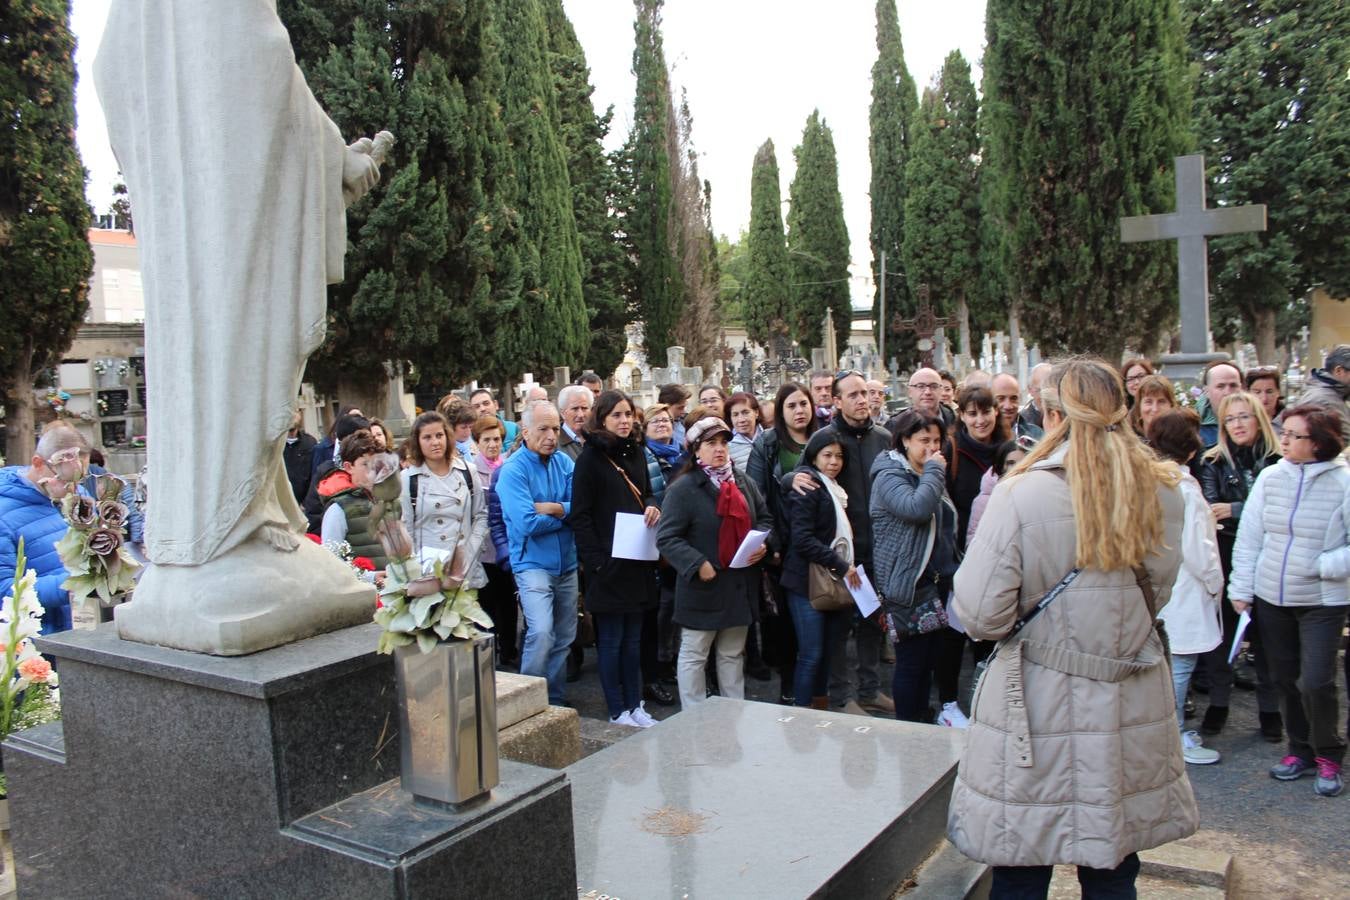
[1006,567,1081,639]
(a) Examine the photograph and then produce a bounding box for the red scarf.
[715,477,752,567]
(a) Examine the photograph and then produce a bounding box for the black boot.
[566,644,583,682]
[1259,710,1284,743]
[1200,705,1228,735]
[644,682,676,706]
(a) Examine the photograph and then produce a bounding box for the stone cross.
[887,356,902,400]
[891,285,957,369]
[547,366,571,403]
[1120,153,1267,363]
[713,337,736,391]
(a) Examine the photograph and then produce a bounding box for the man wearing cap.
[790,370,895,716]
[1289,344,1350,443]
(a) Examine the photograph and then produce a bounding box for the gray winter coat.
[1289,368,1350,442]
[869,450,952,613]
[1228,458,1350,607]
[656,468,773,631]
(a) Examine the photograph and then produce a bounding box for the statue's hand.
[341,138,381,207]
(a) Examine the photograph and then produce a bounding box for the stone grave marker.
[568,698,969,899]
[1120,153,1267,380]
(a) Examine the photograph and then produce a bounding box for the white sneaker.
[936,701,971,729]
[609,710,639,727]
[1182,730,1220,765]
[629,706,657,728]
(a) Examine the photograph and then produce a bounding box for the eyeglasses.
[647,416,672,426]
[834,369,864,382]
[1222,414,1253,426]
[909,383,941,392]
[1124,374,1147,384]
[1280,431,1311,442]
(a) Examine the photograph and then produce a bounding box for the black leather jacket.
[1198,440,1278,559]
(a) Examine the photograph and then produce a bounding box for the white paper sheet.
[1227,608,1252,664]
[849,565,881,617]
[728,529,771,568]
[945,591,965,634]
[612,512,659,561]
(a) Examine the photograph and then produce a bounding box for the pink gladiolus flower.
[18,657,53,683]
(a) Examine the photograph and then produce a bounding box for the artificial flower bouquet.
[364,453,492,655]
[55,472,140,607]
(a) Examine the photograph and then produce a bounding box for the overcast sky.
[71,1,987,309]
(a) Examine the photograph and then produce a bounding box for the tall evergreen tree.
[279,0,523,404]
[787,111,852,354]
[744,140,792,350]
[542,0,633,378]
[494,0,588,373]
[868,0,919,360]
[1186,0,1350,362]
[669,93,721,370]
[626,0,682,361]
[982,0,1191,358]
[902,53,980,361]
[0,0,92,461]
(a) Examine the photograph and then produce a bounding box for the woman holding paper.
[780,430,860,708]
[568,391,661,728]
[657,418,773,707]
[1228,404,1350,798]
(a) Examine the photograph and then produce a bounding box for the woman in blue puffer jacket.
[1229,404,1350,798]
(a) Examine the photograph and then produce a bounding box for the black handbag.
[889,578,949,637]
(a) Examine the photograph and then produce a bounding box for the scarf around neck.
[708,468,752,567]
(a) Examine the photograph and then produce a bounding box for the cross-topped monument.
[892,284,958,369]
[1120,153,1267,379]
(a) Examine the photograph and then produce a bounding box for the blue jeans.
[786,590,847,707]
[1171,652,1198,728]
[594,610,643,718]
[891,628,944,723]
[514,568,579,705]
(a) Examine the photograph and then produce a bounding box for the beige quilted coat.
[947,451,1198,870]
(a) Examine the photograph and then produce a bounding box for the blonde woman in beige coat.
[947,359,1197,898]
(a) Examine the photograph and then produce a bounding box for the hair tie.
[1104,425,1118,432]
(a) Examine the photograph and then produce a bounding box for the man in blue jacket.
[497,401,578,705]
[0,426,89,634]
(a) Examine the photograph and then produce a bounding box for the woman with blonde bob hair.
[947,359,1196,898]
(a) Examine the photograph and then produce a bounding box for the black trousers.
[990,853,1139,900]
[1257,598,1347,765]
[480,563,519,663]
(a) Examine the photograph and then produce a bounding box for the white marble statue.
[95,0,391,654]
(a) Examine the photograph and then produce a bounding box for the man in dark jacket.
[283,411,317,504]
[1289,345,1350,442]
[788,371,895,716]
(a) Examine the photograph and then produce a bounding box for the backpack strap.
[409,473,421,519]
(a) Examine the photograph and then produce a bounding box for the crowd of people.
[4,346,1350,897]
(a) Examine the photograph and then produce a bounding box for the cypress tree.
[668,95,721,371]
[786,111,852,354]
[744,140,792,350]
[542,0,633,377]
[494,0,588,375]
[279,0,520,400]
[982,0,1191,358]
[0,0,92,461]
[627,0,682,361]
[1185,0,1350,362]
[868,0,919,359]
[902,52,980,361]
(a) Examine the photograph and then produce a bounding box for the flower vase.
[393,634,499,809]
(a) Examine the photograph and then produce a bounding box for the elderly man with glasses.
[0,425,92,634]
[894,368,955,437]
[1289,345,1350,443]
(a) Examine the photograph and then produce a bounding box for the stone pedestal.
[1158,351,1231,384]
[4,623,575,898]
[569,697,971,899]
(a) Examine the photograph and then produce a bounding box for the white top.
[400,459,488,589]
[1158,468,1223,655]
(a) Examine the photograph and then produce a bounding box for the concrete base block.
[500,705,581,769]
